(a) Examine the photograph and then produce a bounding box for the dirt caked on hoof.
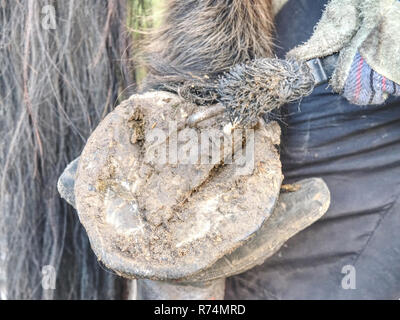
[74,91,283,280]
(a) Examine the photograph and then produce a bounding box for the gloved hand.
[288,0,400,105]
[57,157,331,283]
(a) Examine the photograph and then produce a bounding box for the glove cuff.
[287,0,400,94]
[286,0,360,62]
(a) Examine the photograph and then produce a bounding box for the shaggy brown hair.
[144,0,274,88]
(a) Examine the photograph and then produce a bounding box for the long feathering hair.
[144,0,275,88]
[0,0,133,299]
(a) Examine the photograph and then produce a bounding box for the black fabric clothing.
[226,0,400,299]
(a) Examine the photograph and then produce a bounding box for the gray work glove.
[57,157,330,282]
[288,0,400,105]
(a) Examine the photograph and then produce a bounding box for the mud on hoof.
[74,91,283,280]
